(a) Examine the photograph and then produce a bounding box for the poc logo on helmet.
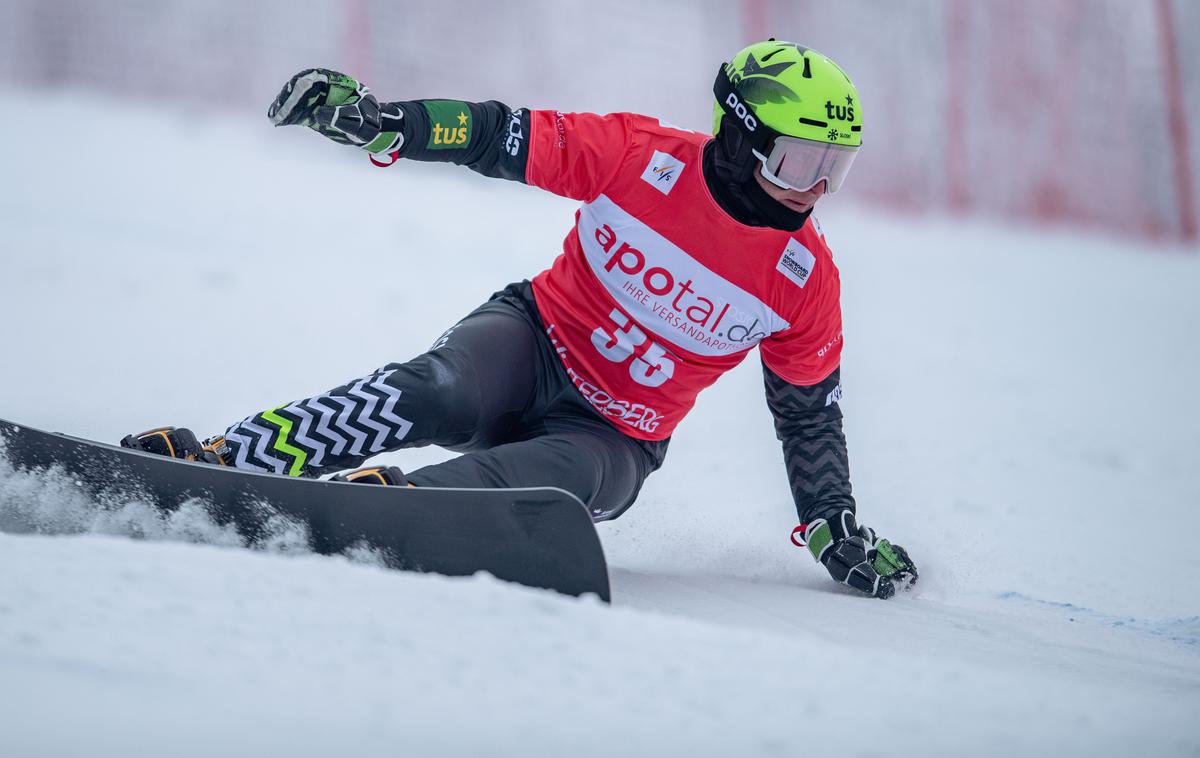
[724,92,757,132]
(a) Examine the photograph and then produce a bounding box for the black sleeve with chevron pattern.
[384,99,531,183]
[762,363,856,524]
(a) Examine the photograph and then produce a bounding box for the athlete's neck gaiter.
[702,115,812,232]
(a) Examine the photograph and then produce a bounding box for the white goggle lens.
[758,137,859,195]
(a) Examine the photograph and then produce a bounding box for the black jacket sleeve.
[386,99,531,183]
[762,362,856,524]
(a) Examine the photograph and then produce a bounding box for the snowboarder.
[124,40,917,598]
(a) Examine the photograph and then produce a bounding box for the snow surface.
[2,91,1199,756]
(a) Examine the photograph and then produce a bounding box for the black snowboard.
[0,418,610,601]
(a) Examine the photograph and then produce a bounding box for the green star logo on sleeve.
[424,100,472,148]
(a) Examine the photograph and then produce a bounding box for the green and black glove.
[796,510,917,599]
[267,68,404,155]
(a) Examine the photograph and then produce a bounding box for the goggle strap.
[713,64,779,155]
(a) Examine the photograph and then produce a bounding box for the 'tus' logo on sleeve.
[424,100,471,148]
[641,150,685,195]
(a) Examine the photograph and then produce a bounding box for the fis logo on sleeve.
[424,100,471,148]
[640,150,686,195]
[776,238,817,289]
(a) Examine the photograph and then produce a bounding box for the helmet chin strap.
[707,115,811,232]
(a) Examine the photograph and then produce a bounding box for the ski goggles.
[753,136,859,194]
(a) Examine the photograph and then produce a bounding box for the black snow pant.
[219,282,669,521]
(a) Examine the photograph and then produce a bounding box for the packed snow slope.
[2,92,1198,756]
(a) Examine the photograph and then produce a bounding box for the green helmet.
[713,40,862,146]
[713,40,862,193]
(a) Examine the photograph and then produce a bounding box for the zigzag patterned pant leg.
[218,296,543,478]
[220,365,417,477]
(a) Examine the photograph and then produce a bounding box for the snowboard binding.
[120,426,230,467]
[330,465,409,487]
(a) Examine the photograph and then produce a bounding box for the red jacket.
[526,111,843,440]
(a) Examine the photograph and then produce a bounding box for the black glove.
[267,68,403,154]
[796,510,917,599]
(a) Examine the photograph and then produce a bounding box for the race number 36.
[590,309,675,388]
